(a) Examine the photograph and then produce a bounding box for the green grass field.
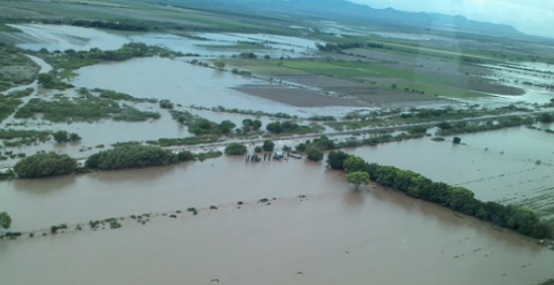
[281,60,485,98]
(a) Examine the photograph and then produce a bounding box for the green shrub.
[225,143,247,155]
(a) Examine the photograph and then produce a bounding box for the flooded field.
[1,157,553,285]
[70,57,364,116]
[8,24,313,58]
[350,126,554,220]
[2,2,554,284]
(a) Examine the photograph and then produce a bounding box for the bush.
[159,99,174,109]
[225,143,247,155]
[52,131,81,143]
[70,133,81,141]
[53,131,70,143]
[14,152,77,178]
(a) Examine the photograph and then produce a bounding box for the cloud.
[347,0,554,38]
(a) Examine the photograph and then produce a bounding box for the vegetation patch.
[86,145,178,170]
[35,43,182,71]
[195,151,223,161]
[0,129,51,147]
[225,143,247,155]
[14,94,160,123]
[155,135,221,147]
[0,96,22,123]
[52,130,81,143]
[37,73,73,90]
[266,121,324,135]
[3,87,34,99]
[14,152,77,178]
[0,44,39,92]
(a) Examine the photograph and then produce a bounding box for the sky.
[348,0,554,38]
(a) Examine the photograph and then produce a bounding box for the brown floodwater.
[0,157,553,285]
[350,127,554,206]
[70,57,364,117]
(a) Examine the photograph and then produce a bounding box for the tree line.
[326,151,551,239]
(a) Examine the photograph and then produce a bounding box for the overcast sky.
[348,0,554,38]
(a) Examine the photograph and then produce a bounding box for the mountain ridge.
[154,0,522,37]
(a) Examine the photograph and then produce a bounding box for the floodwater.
[9,24,129,52]
[481,63,554,105]
[350,126,554,218]
[197,33,320,55]
[70,57,364,117]
[9,24,313,58]
[1,157,553,285]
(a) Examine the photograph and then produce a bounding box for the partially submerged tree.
[343,156,366,172]
[326,150,350,170]
[346,171,369,191]
[305,146,323,161]
[262,140,275,152]
[0,212,11,229]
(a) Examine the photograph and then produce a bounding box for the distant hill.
[152,0,523,37]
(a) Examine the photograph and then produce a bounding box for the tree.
[343,156,366,172]
[266,122,283,133]
[254,146,263,153]
[242,119,253,132]
[263,140,275,151]
[224,143,247,155]
[326,150,350,170]
[14,152,77,178]
[218,120,236,134]
[251,119,262,130]
[346,171,369,191]
[53,130,70,143]
[305,146,323,161]
[0,212,11,229]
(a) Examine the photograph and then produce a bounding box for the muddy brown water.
[1,157,553,285]
[350,127,554,202]
[70,57,364,117]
